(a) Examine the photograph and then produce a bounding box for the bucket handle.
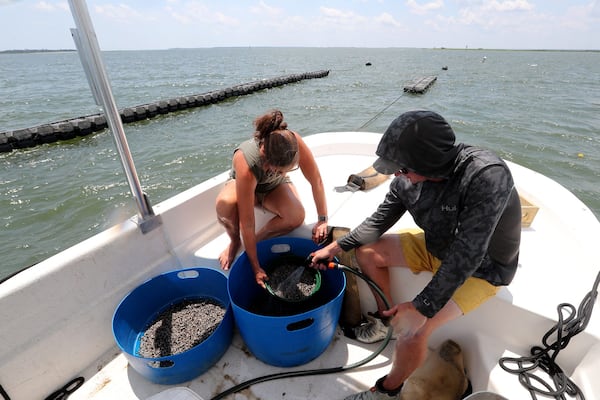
[286,318,315,332]
[147,360,175,369]
[269,243,292,254]
[176,270,200,279]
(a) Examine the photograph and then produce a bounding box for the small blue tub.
[228,237,346,367]
[112,267,233,385]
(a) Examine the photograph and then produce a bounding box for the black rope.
[499,270,600,399]
[356,92,404,131]
[43,377,84,400]
[0,376,84,400]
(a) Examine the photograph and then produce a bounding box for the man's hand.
[308,242,341,270]
[382,302,427,339]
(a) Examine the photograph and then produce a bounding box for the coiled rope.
[499,269,600,399]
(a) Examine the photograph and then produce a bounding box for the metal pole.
[67,0,160,233]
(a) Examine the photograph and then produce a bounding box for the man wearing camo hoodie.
[310,110,522,400]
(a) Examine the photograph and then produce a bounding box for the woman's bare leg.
[257,183,305,241]
[215,181,241,270]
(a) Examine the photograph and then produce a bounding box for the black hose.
[209,264,392,400]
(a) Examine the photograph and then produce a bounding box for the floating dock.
[0,70,330,153]
[403,75,437,94]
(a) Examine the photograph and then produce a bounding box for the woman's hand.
[312,220,329,244]
[254,267,268,289]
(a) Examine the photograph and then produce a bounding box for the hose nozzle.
[305,254,337,269]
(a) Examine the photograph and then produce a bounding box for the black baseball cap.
[373,110,460,178]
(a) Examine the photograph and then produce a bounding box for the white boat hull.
[1,132,598,400]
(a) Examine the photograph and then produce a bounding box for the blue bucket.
[228,237,346,367]
[112,267,233,385]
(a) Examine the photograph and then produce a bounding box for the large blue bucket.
[228,237,346,367]
[112,267,233,385]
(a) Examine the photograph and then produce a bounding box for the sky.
[0,0,599,51]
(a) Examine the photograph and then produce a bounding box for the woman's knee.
[281,206,305,230]
[216,197,235,217]
[216,183,236,212]
[216,193,238,226]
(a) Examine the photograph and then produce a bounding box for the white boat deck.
[2,132,599,400]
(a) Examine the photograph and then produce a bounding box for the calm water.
[1,48,599,280]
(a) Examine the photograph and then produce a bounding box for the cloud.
[406,0,444,15]
[33,1,68,12]
[250,0,282,17]
[558,1,600,30]
[1,0,596,50]
[443,0,536,28]
[213,11,239,27]
[34,1,54,11]
[165,2,239,26]
[375,12,403,28]
[593,0,600,18]
[94,3,155,23]
[319,6,367,25]
[483,0,534,12]
[320,6,353,19]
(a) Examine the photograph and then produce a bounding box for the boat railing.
[68,0,160,233]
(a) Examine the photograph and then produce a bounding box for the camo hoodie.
[338,145,522,318]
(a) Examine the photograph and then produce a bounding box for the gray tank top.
[229,138,289,193]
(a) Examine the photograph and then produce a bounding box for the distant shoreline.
[0,47,598,54]
[434,47,600,53]
[0,49,76,54]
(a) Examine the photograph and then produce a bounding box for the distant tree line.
[0,49,76,54]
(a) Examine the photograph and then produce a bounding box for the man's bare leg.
[355,234,408,312]
[382,300,462,391]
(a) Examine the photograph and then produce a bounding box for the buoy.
[578,153,584,158]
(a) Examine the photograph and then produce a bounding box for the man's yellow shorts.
[399,229,499,314]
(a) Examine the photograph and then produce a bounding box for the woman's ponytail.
[253,109,298,168]
[254,109,288,141]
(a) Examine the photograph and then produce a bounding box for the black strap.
[44,377,85,400]
[0,384,11,400]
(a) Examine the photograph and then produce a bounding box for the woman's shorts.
[255,176,292,207]
[399,229,499,315]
